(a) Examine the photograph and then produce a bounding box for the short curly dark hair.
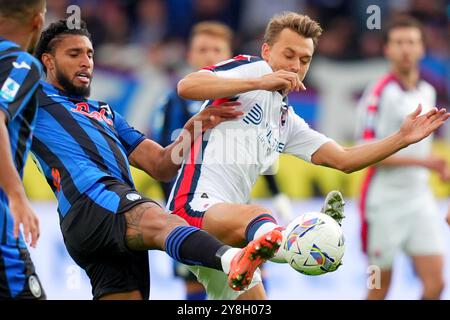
[35,19,92,72]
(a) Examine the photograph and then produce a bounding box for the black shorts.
[60,178,160,299]
[0,247,46,300]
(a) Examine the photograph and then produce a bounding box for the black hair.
[34,19,92,72]
[0,0,45,21]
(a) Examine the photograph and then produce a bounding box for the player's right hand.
[8,194,40,248]
[399,104,450,146]
[257,70,306,94]
[190,101,243,131]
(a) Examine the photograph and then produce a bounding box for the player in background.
[171,11,449,299]
[357,16,449,300]
[150,21,293,300]
[31,19,281,300]
[0,0,46,299]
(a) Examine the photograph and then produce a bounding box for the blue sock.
[245,214,278,243]
[165,226,227,270]
[186,289,207,300]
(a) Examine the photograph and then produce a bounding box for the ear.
[31,11,45,33]
[41,53,55,72]
[261,43,270,61]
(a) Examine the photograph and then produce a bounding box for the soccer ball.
[283,212,345,276]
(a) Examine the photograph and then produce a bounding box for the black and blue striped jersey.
[0,37,43,298]
[31,81,146,218]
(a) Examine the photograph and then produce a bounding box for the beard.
[55,66,91,98]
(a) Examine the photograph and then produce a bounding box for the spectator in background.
[131,0,167,47]
[238,0,303,55]
[43,0,69,26]
[166,0,241,39]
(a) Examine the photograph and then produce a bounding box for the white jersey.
[356,74,443,262]
[356,74,437,204]
[167,55,331,215]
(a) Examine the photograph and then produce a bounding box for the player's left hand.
[192,101,243,131]
[8,194,40,248]
[399,104,449,146]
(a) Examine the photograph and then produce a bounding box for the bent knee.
[141,208,189,233]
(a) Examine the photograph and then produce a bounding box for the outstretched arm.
[312,105,450,173]
[129,102,243,181]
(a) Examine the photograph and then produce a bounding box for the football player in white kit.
[168,12,449,300]
[357,16,449,300]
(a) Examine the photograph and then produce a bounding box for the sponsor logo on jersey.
[243,103,263,125]
[12,61,31,70]
[71,102,113,125]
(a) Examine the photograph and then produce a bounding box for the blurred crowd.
[43,0,449,110]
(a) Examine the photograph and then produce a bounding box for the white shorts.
[366,194,445,269]
[187,265,262,300]
[171,195,263,299]
[168,192,228,228]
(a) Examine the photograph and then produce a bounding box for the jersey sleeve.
[114,111,146,156]
[283,109,333,162]
[0,52,42,122]
[200,55,271,79]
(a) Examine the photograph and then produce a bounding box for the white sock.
[220,248,241,274]
[252,222,287,263]
[271,228,287,263]
[252,222,279,241]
